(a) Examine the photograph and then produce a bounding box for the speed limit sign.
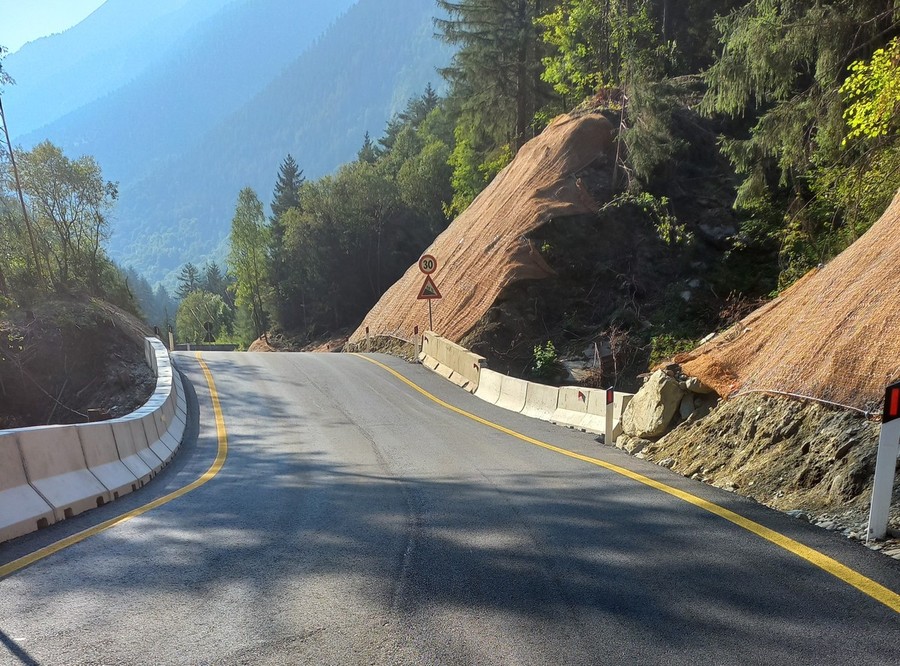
[418,254,438,275]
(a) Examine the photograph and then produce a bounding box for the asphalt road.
[0,352,898,665]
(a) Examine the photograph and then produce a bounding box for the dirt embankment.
[0,298,154,428]
[348,113,616,344]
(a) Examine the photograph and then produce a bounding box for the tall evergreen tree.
[175,262,200,299]
[270,154,304,221]
[436,0,551,151]
[702,0,900,285]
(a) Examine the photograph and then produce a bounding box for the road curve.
[0,352,897,665]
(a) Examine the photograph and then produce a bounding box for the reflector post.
[884,381,900,424]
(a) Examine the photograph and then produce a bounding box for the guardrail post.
[866,381,900,542]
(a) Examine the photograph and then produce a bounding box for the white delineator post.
[867,381,900,542]
[605,388,614,446]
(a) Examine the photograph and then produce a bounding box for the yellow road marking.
[0,353,228,580]
[354,353,900,614]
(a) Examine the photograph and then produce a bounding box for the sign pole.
[417,254,441,333]
[866,381,900,541]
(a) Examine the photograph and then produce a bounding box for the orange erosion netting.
[678,188,900,413]
[348,113,614,345]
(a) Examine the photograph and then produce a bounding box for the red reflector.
[885,384,900,423]
[606,388,614,406]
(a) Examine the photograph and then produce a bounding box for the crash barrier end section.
[16,425,111,521]
[75,422,141,499]
[474,369,504,405]
[520,382,560,421]
[0,431,56,543]
[496,375,528,413]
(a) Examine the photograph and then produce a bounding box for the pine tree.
[436,0,551,151]
[358,132,379,163]
[701,0,900,286]
[175,262,200,300]
[270,154,304,221]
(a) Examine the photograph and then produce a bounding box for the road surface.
[0,352,898,665]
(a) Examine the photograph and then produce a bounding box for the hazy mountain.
[111,0,451,282]
[12,0,358,184]
[6,0,450,284]
[3,0,235,137]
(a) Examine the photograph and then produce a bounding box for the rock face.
[621,370,686,438]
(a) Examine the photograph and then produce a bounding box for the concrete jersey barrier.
[0,431,56,543]
[520,382,560,421]
[551,386,591,429]
[420,332,486,393]
[496,375,528,413]
[15,425,111,521]
[0,337,185,545]
[417,334,635,441]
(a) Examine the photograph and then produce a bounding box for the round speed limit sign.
[418,254,438,275]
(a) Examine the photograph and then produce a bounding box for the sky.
[1,0,106,53]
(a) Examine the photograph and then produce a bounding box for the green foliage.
[701,0,900,289]
[175,290,229,344]
[437,0,552,151]
[649,333,698,367]
[531,340,560,379]
[228,188,273,341]
[841,37,900,144]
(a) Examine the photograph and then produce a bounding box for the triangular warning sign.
[417,275,442,300]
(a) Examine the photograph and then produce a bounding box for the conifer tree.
[270,154,304,222]
[436,0,550,151]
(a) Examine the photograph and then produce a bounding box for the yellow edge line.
[0,353,228,580]
[354,353,900,614]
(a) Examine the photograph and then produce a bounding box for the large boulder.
[621,370,686,439]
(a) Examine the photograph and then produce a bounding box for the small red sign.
[418,254,438,275]
[885,381,900,424]
[606,388,614,406]
[417,275,442,300]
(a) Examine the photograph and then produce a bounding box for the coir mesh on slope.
[678,188,900,413]
[348,113,614,345]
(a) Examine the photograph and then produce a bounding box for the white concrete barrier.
[76,422,140,500]
[418,333,486,393]
[0,432,55,543]
[16,425,111,521]
[110,420,154,485]
[0,337,184,545]
[520,382,560,421]
[551,387,591,430]
[496,375,528,413]
[474,369,504,404]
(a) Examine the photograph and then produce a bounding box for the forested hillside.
[112,0,452,283]
[197,0,899,367]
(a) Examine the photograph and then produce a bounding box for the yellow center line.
[0,353,228,580]
[354,353,900,614]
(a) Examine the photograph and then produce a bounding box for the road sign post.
[866,380,900,541]
[417,255,441,332]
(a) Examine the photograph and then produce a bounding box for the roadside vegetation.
[3,1,898,364]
